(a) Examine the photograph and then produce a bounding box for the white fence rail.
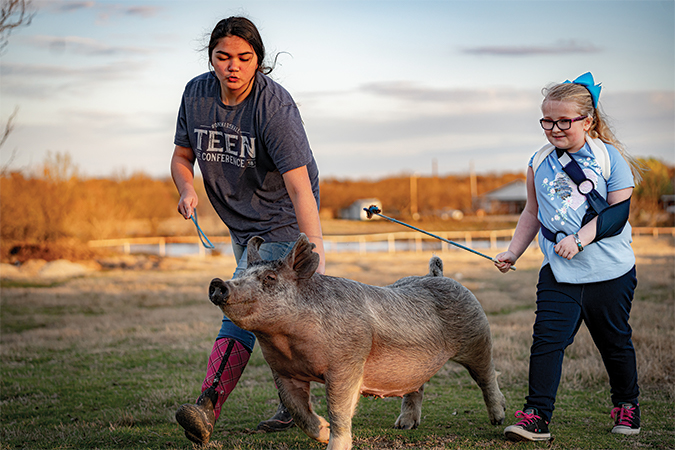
[88,227,675,257]
[324,229,516,254]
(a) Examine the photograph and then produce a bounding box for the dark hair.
[207,16,272,74]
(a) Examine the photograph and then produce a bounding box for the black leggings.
[525,264,639,422]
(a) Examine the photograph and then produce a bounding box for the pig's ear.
[287,233,319,279]
[246,236,265,266]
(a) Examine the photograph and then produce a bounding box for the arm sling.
[539,147,630,244]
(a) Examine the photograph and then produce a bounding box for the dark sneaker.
[256,401,295,432]
[611,403,641,435]
[175,387,218,445]
[504,408,551,442]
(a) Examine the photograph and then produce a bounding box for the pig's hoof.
[490,411,506,426]
[488,394,506,425]
[316,417,330,443]
[394,414,420,430]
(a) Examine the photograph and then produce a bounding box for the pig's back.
[298,274,489,352]
[381,276,488,346]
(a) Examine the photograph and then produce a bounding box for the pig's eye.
[262,272,277,288]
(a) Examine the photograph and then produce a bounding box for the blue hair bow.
[564,72,601,108]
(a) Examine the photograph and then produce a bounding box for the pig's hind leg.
[452,334,506,426]
[274,373,330,443]
[394,383,424,429]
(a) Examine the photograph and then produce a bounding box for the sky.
[1,0,673,180]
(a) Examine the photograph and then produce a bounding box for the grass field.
[1,236,673,449]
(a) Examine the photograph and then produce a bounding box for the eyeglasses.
[539,115,587,131]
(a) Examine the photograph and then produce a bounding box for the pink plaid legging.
[200,338,251,420]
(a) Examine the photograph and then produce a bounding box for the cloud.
[125,6,161,19]
[463,40,602,56]
[359,81,537,106]
[43,1,96,13]
[298,82,541,123]
[300,88,674,179]
[1,60,149,100]
[42,1,162,20]
[26,34,151,56]
[98,4,163,22]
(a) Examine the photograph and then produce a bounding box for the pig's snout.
[209,278,230,306]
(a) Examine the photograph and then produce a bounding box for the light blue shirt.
[530,141,635,283]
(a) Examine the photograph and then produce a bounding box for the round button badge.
[578,179,594,195]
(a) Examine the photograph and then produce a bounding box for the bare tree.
[0,0,35,52]
[0,0,36,174]
[0,107,19,175]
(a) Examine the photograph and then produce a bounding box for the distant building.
[339,198,382,221]
[476,179,527,214]
[662,195,675,215]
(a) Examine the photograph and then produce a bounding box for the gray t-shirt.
[174,71,320,246]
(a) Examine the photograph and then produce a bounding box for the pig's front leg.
[274,372,330,444]
[324,368,365,450]
[394,383,424,429]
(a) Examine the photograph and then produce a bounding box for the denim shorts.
[215,240,295,352]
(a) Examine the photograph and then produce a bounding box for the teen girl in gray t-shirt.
[171,16,325,445]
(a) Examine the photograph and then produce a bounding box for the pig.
[208,234,506,450]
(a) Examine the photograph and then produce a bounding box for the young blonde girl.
[495,72,642,441]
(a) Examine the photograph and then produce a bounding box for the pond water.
[122,238,509,258]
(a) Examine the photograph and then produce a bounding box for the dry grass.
[1,236,673,450]
[2,236,672,396]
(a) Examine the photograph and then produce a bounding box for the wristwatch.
[573,233,584,252]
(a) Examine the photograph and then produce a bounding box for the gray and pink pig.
[208,234,505,450]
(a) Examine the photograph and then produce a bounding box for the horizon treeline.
[1,152,673,246]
